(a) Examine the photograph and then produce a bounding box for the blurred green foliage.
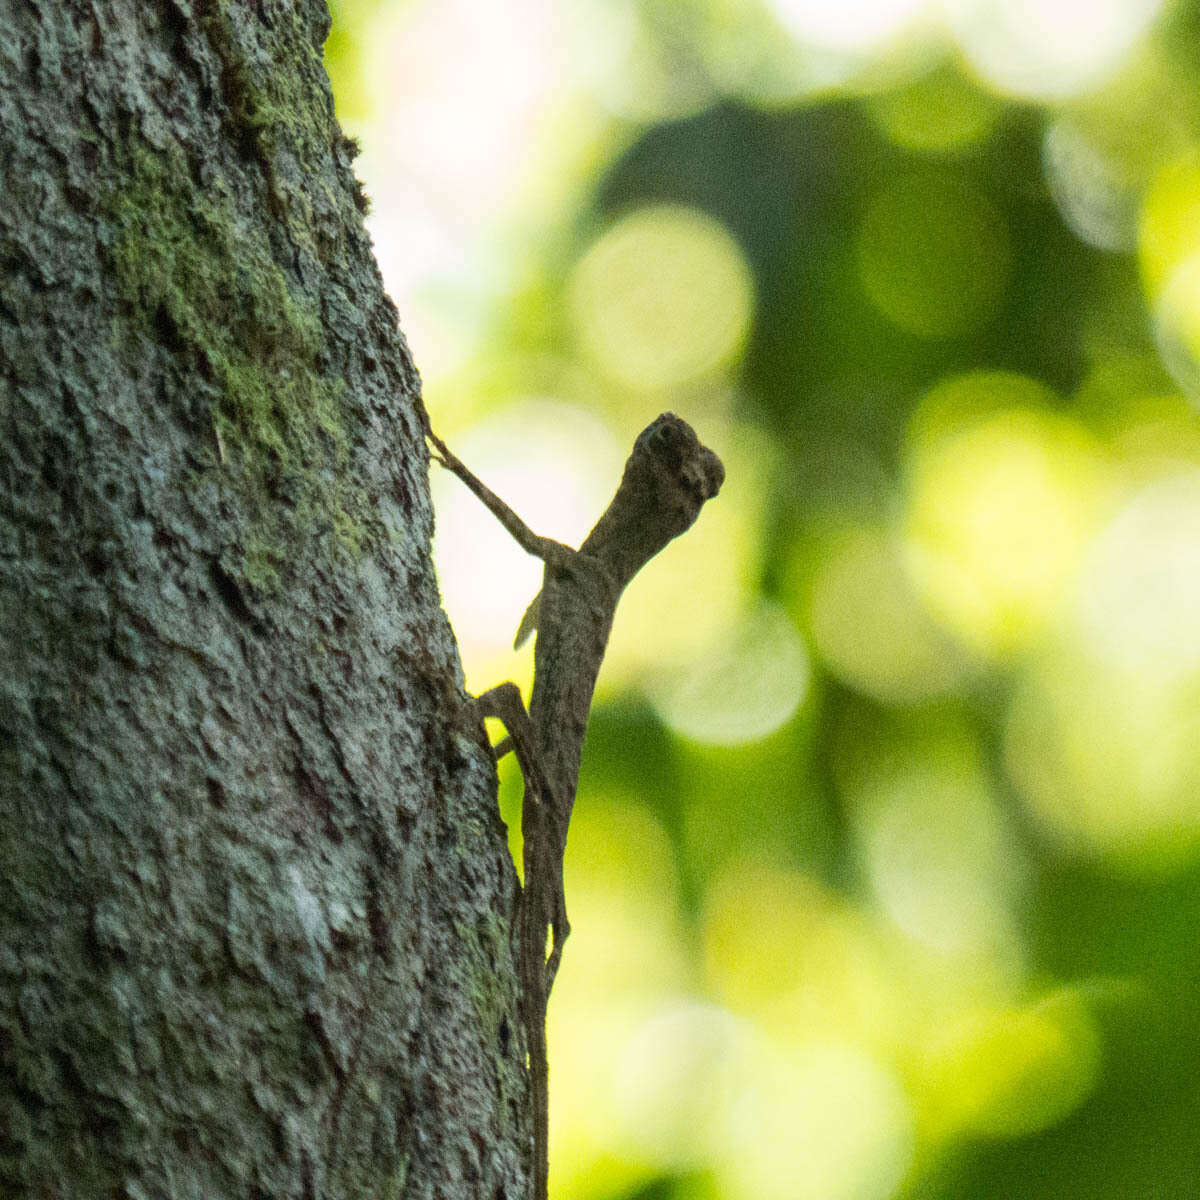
[327,1,1200,1196]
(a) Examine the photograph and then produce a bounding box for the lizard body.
[426,413,724,1200]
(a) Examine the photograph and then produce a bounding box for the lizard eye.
[637,415,722,502]
[648,422,680,452]
[645,414,693,467]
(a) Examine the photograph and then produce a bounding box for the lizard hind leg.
[543,882,570,993]
[472,683,569,982]
[472,682,554,917]
[473,681,556,1200]
[472,682,546,801]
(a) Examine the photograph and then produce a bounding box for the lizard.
[424,412,724,1200]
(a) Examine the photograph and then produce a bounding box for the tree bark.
[0,2,526,1197]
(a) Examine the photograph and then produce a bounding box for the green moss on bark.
[104,141,366,586]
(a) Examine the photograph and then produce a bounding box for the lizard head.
[634,412,725,534]
[579,413,724,582]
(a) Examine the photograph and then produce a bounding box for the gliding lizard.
[426,413,724,1200]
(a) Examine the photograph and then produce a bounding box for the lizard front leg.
[426,429,573,570]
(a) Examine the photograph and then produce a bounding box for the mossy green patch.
[382,1156,409,1200]
[465,909,516,1044]
[105,141,368,587]
[202,1,334,173]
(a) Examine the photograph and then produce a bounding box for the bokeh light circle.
[1077,469,1200,679]
[903,377,1109,656]
[807,526,968,704]
[867,65,1001,152]
[764,0,931,54]
[1043,118,1140,252]
[651,603,810,745]
[843,720,1024,963]
[1140,150,1200,297]
[922,991,1102,1138]
[857,170,1009,337]
[1140,152,1200,402]
[1152,253,1200,405]
[1006,473,1200,869]
[1005,639,1200,868]
[945,0,1165,100]
[722,1040,913,1200]
[614,1002,747,1168]
[569,204,755,391]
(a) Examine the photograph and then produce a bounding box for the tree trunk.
[0,2,526,1197]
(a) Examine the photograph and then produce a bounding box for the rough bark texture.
[0,2,526,1197]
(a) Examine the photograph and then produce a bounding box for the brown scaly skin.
[426,413,723,1200]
